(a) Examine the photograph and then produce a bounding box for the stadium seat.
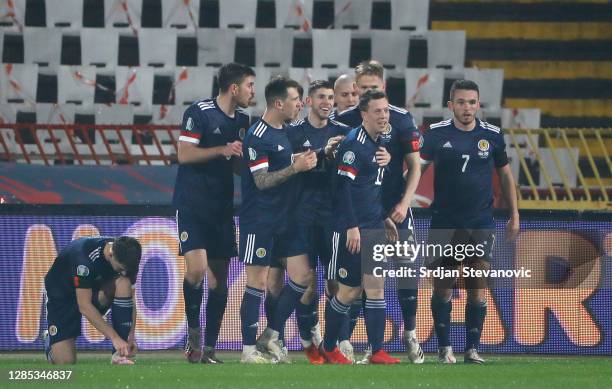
[0,63,38,104]
[23,27,61,66]
[253,66,280,114]
[115,66,154,108]
[426,30,466,69]
[289,67,329,98]
[94,103,135,162]
[219,0,256,29]
[334,0,372,30]
[81,28,119,68]
[463,68,504,109]
[502,108,541,129]
[104,0,142,28]
[0,102,17,157]
[139,28,177,68]
[161,0,199,29]
[0,0,25,29]
[152,103,182,125]
[196,28,236,67]
[371,30,411,70]
[35,103,77,157]
[255,28,294,68]
[57,65,97,105]
[404,68,445,109]
[174,66,214,106]
[275,0,313,29]
[312,29,350,69]
[390,0,429,32]
[46,0,83,28]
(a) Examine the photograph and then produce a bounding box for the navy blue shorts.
[44,288,108,350]
[240,228,302,267]
[176,209,237,259]
[271,223,333,271]
[328,230,363,287]
[425,228,495,268]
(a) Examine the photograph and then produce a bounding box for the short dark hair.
[113,236,141,280]
[450,79,479,100]
[358,89,387,112]
[264,76,301,106]
[355,60,384,81]
[217,63,255,92]
[308,79,333,96]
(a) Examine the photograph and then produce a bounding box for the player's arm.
[178,139,242,164]
[252,150,317,190]
[391,152,421,224]
[75,288,129,356]
[336,148,361,254]
[127,288,138,356]
[497,163,519,242]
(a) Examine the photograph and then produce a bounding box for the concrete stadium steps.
[430,0,612,128]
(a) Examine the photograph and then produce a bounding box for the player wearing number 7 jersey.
[420,79,519,364]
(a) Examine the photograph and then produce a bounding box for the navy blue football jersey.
[44,237,119,298]
[288,118,350,225]
[333,127,386,231]
[331,104,420,212]
[240,119,296,232]
[172,98,249,217]
[420,118,509,227]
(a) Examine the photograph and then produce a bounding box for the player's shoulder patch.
[478,120,501,134]
[429,118,452,130]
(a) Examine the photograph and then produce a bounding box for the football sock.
[465,300,487,351]
[339,301,361,341]
[204,288,228,348]
[398,288,418,331]
[364,298,386,354]
[323,296,350,352]
[431,294,452,348]
[111,297,133,353]
[183,279,203,329]
[270,279,307,334]
[296,293,320,342]
[240,286,264,346]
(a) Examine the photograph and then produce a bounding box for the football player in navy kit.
[239,76,318,364]
[173,63,255,364]
[320,90,400,365]
[44,236,141,365]
[334,74,358,114]
[331,60,423,363]
[420,80,519,364]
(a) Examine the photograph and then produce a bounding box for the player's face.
[234,75,255,108]
[449,89,480,126]
[356,75,385,96]
[280,87,302,122]
[308,88,334,121]
[334,82,358,112]
[362,98,390,134]
[108,253,128,277]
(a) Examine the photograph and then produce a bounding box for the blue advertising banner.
[0,209,610,355]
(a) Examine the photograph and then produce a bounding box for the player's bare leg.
[432,274,458,364]
[240,265,271,364]
[464,259,489,364]
[183,249,208,363]
[201,258,229,364]
[46,338,76,365]
[266,254,312,363]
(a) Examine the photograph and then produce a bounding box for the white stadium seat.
[174,66,215,106]
[115,66,154,108]
[219,0,257,29]
[197,28,236,67]
[391,0,429,32]
[334,0,372,30]
[462,68,504,109]
[404,68,445,109]
[312,29,351,69]
[46,0,83,28]
[427,30,466,69]
[255,28,294,68]
[275,0,313,29]
[104,0,142,28]
[371,30,411,70]
[161,0,199,29]
[0,63,38,104]
[81,28,119,68]
[57,66,97,105]
[139,28,177,68]
[24,27,61,66]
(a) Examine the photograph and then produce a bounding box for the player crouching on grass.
[43,236,142,365]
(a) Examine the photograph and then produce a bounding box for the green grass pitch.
[1,352,611,388]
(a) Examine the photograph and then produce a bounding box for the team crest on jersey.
[180,231,189,242]
[49,325,58,336]
[256,248,267,258]
[477,139,490,158]
[248,148,257,160]
[380,124,392,142]
[77,265,89,277]
[338,268,348,279]
[186,117,194,131]
[419,134,424,148]
[342,151,355,165]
